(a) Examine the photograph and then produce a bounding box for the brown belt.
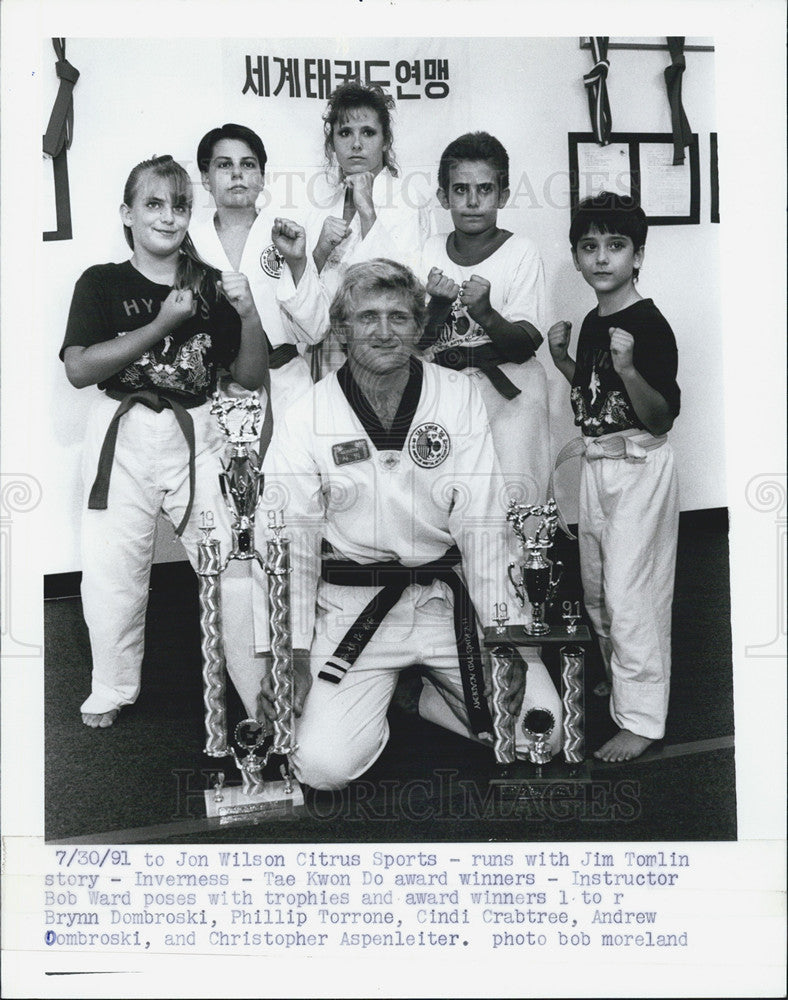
[88,389,207,536]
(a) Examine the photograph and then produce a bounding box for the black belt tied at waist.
[269,342,299,369]
[433,343,520,400]
[88,388,208,536]
[318,545,492,737]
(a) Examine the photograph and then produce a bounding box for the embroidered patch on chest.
[332,439,371,465]
[407,423,451,468]
[260,243,284,278]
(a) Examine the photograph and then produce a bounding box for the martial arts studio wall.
[39,36,721,575]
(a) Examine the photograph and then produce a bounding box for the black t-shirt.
[571,298,680,437]
[60,261,241,399]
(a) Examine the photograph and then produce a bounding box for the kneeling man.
[260,258,560,789]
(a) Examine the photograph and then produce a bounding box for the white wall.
[38,36,721,574]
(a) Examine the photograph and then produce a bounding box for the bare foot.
[594,729,653,762]
[82,709,119,729]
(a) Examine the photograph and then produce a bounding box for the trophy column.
[197,521,228,757]
[488,644,519,766]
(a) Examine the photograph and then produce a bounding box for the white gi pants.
[292,580,562,790]
[441,357,551,508]
[578,437,679,740]
[79,394,263,718]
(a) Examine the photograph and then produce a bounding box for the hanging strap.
[664,37,693,165]
[583,37,612,146]
[42,39,80,158]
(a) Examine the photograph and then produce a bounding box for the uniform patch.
[332,439,371,465]
[260,243,284,278]
[407,422,451,468]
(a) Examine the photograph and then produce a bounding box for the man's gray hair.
[329,258,427,340]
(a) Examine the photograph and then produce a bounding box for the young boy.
[417,132,561,744]
[421,131,550,509]
[548,192,681,762]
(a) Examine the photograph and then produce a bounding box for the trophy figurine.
[506,498,563,636]
[197,392,303,821]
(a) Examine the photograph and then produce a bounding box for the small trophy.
[507,498,563,636]
[197,393,303,821]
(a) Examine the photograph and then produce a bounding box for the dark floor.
[44,508,735,843]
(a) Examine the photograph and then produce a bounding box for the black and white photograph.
[1,1,785,998]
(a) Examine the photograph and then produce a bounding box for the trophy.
[506,498,563,636]
[197,393,303,821]
[521,708,555,765]
[484,497,588,779]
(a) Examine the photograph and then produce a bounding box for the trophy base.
[523,623,551,636]
[489,758,592,802]
[204,780,305,823]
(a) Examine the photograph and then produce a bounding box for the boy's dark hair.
[570,192,648,251]
[323,80,398,176]
[570,192,648,280]
[196,123,268,175]
[438,132,509,192]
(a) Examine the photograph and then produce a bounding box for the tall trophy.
[506,498,563,636]
[197,392,304,821]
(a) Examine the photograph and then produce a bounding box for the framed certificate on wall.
[568,131,700,226]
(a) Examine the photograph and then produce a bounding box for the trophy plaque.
[198,392,304,821]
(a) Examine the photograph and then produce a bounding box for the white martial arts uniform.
[262,358,562,790]
[78,395,262,717]
[570,298,681,740]
[422,231,550,507]
[276,170,435,376]
[189,209,314,415]
[62,261,263,720]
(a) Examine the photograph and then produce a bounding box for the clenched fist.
[609,326,635,375]
[426,267,461,303]
[157,288,196,332]
[219,271,256,320]
[345,171,376,220]
[459,274,493,324]
[272,217,306,265]
[547,320,572,363]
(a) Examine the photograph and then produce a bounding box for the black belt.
[318,545,492,736]
[88,389,207,536]
[433,343,521,400]
[269,342,299,369]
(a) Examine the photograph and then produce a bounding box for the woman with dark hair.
[190,123,314,414]
[273,80,434,377]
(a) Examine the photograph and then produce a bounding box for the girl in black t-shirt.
[61,155,268,729]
